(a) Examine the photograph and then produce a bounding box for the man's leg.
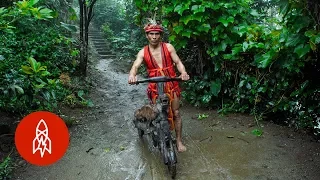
[172,93,186,152]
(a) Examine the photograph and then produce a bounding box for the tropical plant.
[0,0,77,114]
[133,0,320,134]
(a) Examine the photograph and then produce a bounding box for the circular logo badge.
[15,111,69,166]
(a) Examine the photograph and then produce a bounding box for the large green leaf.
[60,22,77,32]
[218,16,234,27]
[236,25,247,37]
[174,4,189,15]
[191,5,199,11]
[254,51,274,68]
[231,45,242,55]
[41,71,50,77]
[250,9,259,16]
[164,6,174,14]
[39,8,53,19]
[29,0,40,6]
[169,34,176,42]
[309,34,320,50]
[28,57,38,72]
[180,15,193,25]
[192,13,204,22]
[294,44,311,58]
[181,29,192,38]
[285,34,302,47]
[220,41,228,52]
[279,0,290,19]
[201,94,212,104]
[173,25,184,34]
[12,85,24,94]
[304,30,317,38]
[197,24,211,33]
[223,3,234,9]
[210,79,221,97]
[191,4,205,13]
[315,34,320,44]
[174,4,182,14]
[21,66,33,75]
[68,7,77,20]
[243,42,249,52]
[256,43,265,49]
[292,16,310,33]
[218,16,229,27]
[229,9,238,17]
[309,41,317,51]
[0,7,6,15]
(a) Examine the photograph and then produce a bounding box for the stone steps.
[90,39,106,42]
[91,39,106,43]
[89,31,101,34]
[93,41,108,44]
[99,54,116,58]
[89,28,115,59]
[93,43,108,47]
[94,45,110,49]
[96,48,111,52]
[89,33,103,36]
[97,51,113,55]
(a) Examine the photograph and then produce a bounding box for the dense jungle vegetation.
[0,0,91,116]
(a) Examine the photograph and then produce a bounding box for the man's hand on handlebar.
[179,72,190,81]
[128,74,137,84]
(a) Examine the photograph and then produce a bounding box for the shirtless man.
[128,21,189,152]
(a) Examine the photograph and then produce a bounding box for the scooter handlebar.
[135,76,182,85]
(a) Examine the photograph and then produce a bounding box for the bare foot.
[177,141,186,152]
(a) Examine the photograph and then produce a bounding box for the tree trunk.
[78,0,85,76]
[78,0,97,76]
[83,2,88,76]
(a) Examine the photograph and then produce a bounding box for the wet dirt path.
[12,36,320,180]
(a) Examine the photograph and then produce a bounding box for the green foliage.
[63,90,93,108]
[77,90,94,107]
[0,0,77,114]
[0,156,13,179]
[197,113,209,120]
[0,0,54,33]
[101,23,114,40]
[20,57,66,111]
[111,28,145,58]
[134,0,320,134]
[92,0,127,35]
[251,129,263,137]
[91,0,147,61]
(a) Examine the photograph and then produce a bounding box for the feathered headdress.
[144,12,163,33]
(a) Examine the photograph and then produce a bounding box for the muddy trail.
[12,30,320,180]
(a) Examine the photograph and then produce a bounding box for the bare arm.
[128,49,144,84]
[166,43,189,80]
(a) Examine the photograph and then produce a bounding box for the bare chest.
[149,48,163,68]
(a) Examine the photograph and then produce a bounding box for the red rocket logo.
[15,111,69,166]
[33,119,52,158]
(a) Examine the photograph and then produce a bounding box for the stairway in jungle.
[88,29,116,59]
